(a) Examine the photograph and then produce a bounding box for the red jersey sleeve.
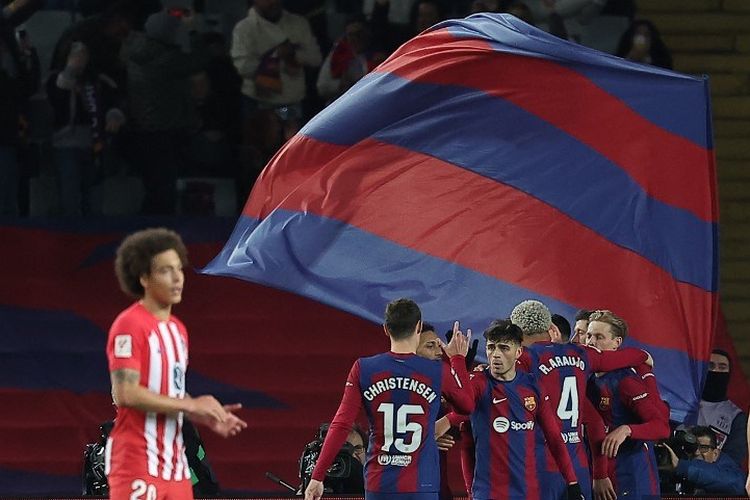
[441,355,474,414]
[445,374,485,426]
[618,375,670,440]
[106,312,146,373]
[635,364,670,421]
[537,390,578,484]
[311,359,364,481]
[581,396,609,479]
[586,346,647,372]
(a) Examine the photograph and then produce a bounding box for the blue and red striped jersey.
[468,369,576,500]
[312,352,472,494]
[518,342,646,477]
[588,368,668,496]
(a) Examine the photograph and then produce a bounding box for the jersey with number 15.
[311,352,472,494]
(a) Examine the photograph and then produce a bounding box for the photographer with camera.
[299,423,366,495]
[659,426,746,496]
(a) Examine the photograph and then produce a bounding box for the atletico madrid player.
[106,228,247,500]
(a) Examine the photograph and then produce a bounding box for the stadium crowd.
[0,0,672,217]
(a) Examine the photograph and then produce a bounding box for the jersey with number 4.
[311,352,472,494]
[105,302,191,483]
[519,342,646,474]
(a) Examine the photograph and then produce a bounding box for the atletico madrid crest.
[524,396,536,411]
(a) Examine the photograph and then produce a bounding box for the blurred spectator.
[46,41,125,215]
[370,0,446,53]
[237,108,282,200]
[468,0,504,14]
[316,15,384,104]
[49,1,137,87]
[231,0,321,135]
[186,32,242,178]
[0,0,42,216]
[660,426,746,496]
[505,1,533,24]
[122,5,211,214]
[615,19,673,69]
[697,349,748,467]
[363,0,417,26]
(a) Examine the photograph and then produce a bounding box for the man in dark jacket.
[661,426,746,496]
[121,3,210,214]
[0,0,41,215]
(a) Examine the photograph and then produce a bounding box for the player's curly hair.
[115,228,188,298]
[588,310,628,339]
[510,299,551,336]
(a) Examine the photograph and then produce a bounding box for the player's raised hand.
[208,403,248,438]
[305,478,324,500]
[441,321,471,357]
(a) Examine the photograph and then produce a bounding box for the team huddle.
[305,299,669,500]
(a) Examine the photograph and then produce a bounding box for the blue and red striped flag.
[204,13,718,422]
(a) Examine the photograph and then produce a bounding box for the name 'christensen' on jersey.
[363,376,438,403]
[537,355,586,375]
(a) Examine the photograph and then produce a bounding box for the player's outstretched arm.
[111,369,226,422]
[586,346,649,372]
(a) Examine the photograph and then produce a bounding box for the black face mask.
[702,371,730,402]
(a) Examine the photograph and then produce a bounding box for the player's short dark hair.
[691,426,718,448]
[384,298,421,340]
[421,322,435,334]
[711,348,731,371]
[115,228,188,298]
[574,309,592,322]
[483,319,523,346]
[552,314,572,342]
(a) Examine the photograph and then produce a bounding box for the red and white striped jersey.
[105,302,191,482]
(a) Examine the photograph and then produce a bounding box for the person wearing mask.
[698,349,748,467]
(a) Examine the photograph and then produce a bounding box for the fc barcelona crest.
[524,396,536,411]
[599,397,610,410]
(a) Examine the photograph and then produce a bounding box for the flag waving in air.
[204,13,718,422]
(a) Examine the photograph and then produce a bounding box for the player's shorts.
[108,475,193,500]
[614,443,660,499]
[542,465,592,500]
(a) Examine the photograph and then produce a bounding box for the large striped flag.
[204,13,718,422]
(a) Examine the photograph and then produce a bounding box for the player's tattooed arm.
[111,368,140,385]
[110,369,140,406]
[109,368,192,415]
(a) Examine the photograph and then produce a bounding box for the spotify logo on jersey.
[493,417,510,433]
